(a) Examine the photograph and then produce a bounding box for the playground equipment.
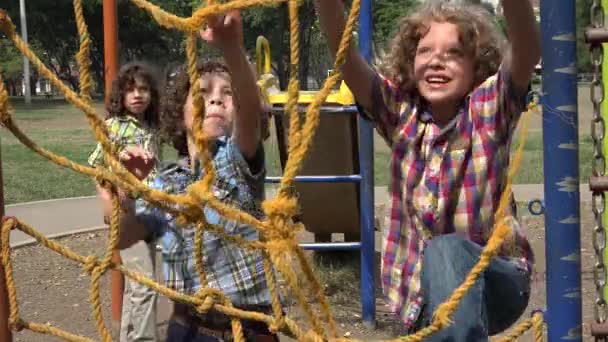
[0,0,594,341]
[527,199,545,216]
[101,0,124,332]
[587,0,608,339]
[255,35,376,324]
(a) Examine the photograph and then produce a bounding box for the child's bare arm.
[222,44,261,159]
[201,11,261,159]
[501,0,541,90]
[314,0,376,110]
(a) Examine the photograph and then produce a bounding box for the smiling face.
[413,21,475,118]
[183,71,236,140]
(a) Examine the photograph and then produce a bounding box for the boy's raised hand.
[200,10,243,50]
[119,146,155,181]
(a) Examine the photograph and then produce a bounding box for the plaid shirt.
[134,137,271,307]
[360,64,534,327]
[87,115,160,184]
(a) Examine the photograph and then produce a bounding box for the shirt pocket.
[207,181,240,234]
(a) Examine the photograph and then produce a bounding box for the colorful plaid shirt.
[359,64,534,327]
[134,137,272,307]
[87,115,160,184]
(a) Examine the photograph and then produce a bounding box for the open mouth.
[425,75,451,87]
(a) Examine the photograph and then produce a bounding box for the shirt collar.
[188,136,230,178]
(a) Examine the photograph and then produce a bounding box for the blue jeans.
[420,234,531,341]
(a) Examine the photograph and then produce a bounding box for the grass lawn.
[0,97,595,204]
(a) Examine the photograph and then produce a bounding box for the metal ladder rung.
[265,175,362,183]
[299,242,361,251]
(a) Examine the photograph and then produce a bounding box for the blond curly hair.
[377,1,505,95]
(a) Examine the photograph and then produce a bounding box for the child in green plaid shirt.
[88,62,161,342]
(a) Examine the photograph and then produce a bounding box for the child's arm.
[96,146,156,248]
[313,0,376,110]
[201,11,261,159]
[501,0,541,90]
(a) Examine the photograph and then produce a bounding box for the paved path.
[5,196,105,247]
[4,183,590,247]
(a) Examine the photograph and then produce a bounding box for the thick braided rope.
[388,101,536,342]
[73,0,94,102]
[130,0,289,32]
[284,0,303,179]
[0,11,217,226]
[0,117,543,341]
[0,0,546,340]
[0,9,275,234]
[491,312,544,342]
[0,7,271,232]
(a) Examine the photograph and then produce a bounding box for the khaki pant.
[119,240,158,342]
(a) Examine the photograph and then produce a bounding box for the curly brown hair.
[377,1,505,95]
[106,62,160,128]
[160,59,232,156]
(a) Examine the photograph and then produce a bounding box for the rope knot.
[195,295,215,314]
[193,288,223,314]
[82,255,98,275]
[1,216,18,231]
[262,197,299,220]
[175,213,191,227]
[9,317,24,332]
[268,317,285,334]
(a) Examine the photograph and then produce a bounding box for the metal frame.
[540,0,583,340]
[265,104,376,327]
[264,0,376,327]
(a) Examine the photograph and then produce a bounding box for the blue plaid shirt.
[135,136,271,306]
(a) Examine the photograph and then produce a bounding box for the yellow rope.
[284,0,303,182]
[491,312,544,342]
[0,0,545,340]
[73,0,94,102]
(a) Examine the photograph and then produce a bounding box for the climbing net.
[0,0,545,341]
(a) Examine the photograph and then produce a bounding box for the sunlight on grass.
[0,97,596,204]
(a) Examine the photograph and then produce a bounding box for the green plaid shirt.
[87,115,160,184]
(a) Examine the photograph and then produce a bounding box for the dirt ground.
[4,201,598,341]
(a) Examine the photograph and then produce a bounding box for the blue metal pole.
[540,0,582,340]
[358,0,376,329]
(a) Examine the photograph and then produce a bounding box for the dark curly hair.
[377,1,505,95]
[106,62,160,128]
[160,59,232,156]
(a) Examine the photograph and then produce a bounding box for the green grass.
[512,131,593,184]
[1,99,102,204]
[0,97,596,204]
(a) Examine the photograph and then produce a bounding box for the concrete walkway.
[4,183,590,247]
[5,196,105,247]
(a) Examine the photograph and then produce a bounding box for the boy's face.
[183,72,236,140]
[413,21,474,113]
[123,77,152,117]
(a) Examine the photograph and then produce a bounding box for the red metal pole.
[0,139,12,342]
[103,0,123,336]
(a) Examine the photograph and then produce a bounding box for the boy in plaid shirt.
[315,0,540,340]
[98,11,278,342]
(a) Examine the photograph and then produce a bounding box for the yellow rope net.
[0,0,545,341]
